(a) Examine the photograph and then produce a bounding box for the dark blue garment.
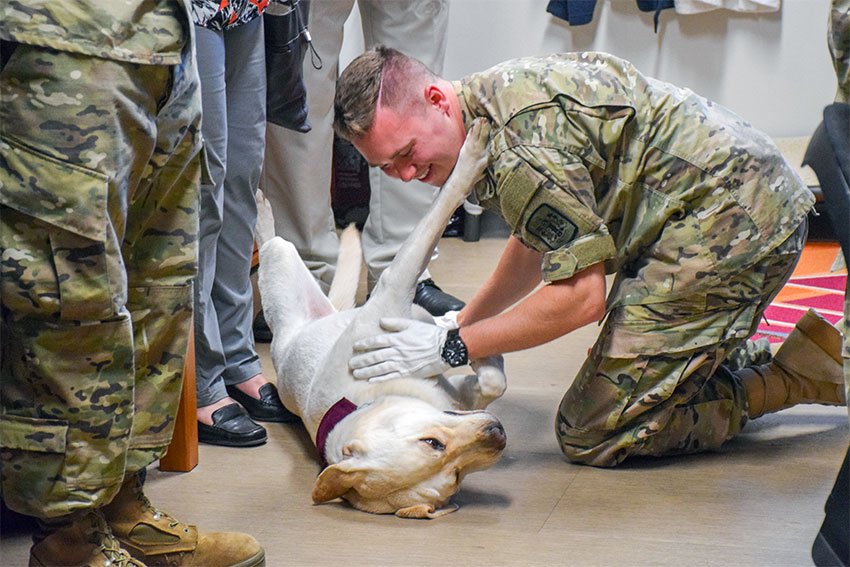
[546,0,673,32]
[636,0,675,32]
[546,0,597,26]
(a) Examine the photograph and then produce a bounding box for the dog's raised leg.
[347,118,506,408]
[353,118,491,331]
[255,190,336,351]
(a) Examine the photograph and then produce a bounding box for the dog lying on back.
[256,120,507,518]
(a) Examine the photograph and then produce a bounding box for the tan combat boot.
[739,309,845,419]
[102,474,265,567]
[29,509,145,567]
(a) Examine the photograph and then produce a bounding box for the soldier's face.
[354,99,465,187]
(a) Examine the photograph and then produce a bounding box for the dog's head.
[312,396,505,518]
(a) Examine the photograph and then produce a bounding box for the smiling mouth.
[416,166,431,181]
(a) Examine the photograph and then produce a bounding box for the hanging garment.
[546,0,674,31]
[674,0,780,15]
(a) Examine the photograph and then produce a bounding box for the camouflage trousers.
[556,221,807,467]
[0,42,202,518]
[830,0,850,103]
[841,272,850,410]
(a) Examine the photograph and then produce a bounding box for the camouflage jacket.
[455,52,814,310]
[0,0,188,65]
[190,0,269,30]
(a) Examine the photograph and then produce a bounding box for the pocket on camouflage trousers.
[1,135,118,321]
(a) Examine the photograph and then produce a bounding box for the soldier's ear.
[425,84,450,113]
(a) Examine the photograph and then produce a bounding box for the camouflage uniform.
[455,52,815,467]
[830,0,850,103]
[844,278,849,410]
[828,0,850,401]
[0,0,203,517]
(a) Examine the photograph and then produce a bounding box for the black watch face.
[443,331,468,367]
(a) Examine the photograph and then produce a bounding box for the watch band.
[441,328,469,368]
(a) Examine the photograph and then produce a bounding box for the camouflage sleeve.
[493,146,616,282]
[0,0,186,65]
[542,230,616,282]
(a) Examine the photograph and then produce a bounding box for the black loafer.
[413,278,465,316]
[197,403,267,447]
[226,383,300,423]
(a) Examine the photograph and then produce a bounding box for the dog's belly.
[273,309,358,434]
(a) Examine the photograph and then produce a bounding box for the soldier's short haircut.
[333,45,437,141]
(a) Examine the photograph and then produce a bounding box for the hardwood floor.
[2,236,846,566]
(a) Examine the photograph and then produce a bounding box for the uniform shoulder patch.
[526,204,578,250]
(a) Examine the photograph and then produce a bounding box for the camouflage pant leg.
[830,0,850,102]
[556,222,806,467]
[841,272,850,413]
[0,44,201,518]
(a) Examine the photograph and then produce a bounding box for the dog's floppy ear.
[312,461,365,503]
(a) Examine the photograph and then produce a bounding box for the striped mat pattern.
[752,242,847,344]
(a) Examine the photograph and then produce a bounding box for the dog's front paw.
[442,354,506,410]
[469,355,507,408]
[455,118,491,185]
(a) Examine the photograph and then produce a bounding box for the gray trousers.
[261,0,450,291]
[194,19,266,408]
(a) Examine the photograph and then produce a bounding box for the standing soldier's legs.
[0,45,195,518]
[121,45,203,470]
[556,221,843,467]
[1,37,267,567]
[844,276,849,408]
[829,0,850,102]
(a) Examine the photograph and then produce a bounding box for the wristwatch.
[441,328,469,368]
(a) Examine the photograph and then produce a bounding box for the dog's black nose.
[483,423,506,449]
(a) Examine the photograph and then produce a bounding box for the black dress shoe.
[413,278,465,316]
[226,382,300,423]
[442,206,465,238]
[197,403,267,447]
[253,311,272,343]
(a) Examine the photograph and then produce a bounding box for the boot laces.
[84,513,146,566]
[133,482,185,531]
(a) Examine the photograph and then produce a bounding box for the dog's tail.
[327,223,362,311]
[254,189,276,250]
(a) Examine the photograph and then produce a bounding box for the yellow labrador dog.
[256,120,507,518]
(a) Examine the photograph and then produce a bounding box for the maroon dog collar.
[316,398,358,469]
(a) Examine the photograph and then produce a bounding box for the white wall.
[341,0,836,138]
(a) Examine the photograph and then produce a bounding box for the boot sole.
[230,549,266,567]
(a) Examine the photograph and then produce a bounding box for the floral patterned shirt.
[190,0,270,30]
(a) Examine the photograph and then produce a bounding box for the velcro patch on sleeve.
[525,203,578,250]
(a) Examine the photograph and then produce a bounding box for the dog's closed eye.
[420,438,445,451]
